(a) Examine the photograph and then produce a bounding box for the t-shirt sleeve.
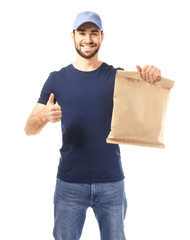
[117,67,124,71]
[37,72,56,105]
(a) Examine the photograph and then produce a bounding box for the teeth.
[82,45,94,49]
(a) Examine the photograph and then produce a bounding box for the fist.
[136,65,161,83]
[45,93,62,123]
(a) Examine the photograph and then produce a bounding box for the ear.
[71,31,75,41]
[101,32,104,41]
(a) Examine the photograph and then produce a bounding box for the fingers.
[140,65,161,83]
[49,105,61,111]
[146,66,156,83]
[143,65,154,82]
[141,65,149,80]
[49,108,62,122]
[48,105,62,122]
[153,68,161,81]
[46,93,62,122]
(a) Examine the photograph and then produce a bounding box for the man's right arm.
[24,93,62,136]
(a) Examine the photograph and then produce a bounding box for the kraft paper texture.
[106,70,174,148]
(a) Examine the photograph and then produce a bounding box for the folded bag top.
[106,70,174,148]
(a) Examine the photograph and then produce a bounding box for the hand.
[45,93,62,123]
[136,65,161,83]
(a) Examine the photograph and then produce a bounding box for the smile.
[81,45,95,49]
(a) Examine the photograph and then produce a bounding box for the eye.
[79,32,85,36]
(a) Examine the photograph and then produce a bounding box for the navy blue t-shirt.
[38,62,125,183]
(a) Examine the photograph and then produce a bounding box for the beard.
[74,38,101,59]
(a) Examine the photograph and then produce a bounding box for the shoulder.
[50,64,73,78]
[102,62,124,71]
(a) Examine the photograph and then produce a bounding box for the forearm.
[25,94,62,136]
[24,108,48,136]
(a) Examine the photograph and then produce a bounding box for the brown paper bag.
[106,70,174,148]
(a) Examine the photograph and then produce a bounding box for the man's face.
[72,22,104,59]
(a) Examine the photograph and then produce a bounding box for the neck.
[72,54,102,71]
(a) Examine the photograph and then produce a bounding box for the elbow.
[24,118,32,136]
[24,126,32,136]
[24,118,36,136]
[24,125,40,136]
[24,122,35,136]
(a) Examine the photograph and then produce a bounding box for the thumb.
[47,93,55,105]
[136,65,142,72]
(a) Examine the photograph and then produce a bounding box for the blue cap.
[73,11,103,32]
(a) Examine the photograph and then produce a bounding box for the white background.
[1,0,190,239]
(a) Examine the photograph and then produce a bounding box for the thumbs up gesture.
[45,93,62,123]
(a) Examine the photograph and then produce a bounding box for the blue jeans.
[53,178,127,240]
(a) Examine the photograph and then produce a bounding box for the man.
[24,11,161,240]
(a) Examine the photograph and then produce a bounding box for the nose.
[84,34,92,43]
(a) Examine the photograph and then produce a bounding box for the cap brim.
[73,21,103,31]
